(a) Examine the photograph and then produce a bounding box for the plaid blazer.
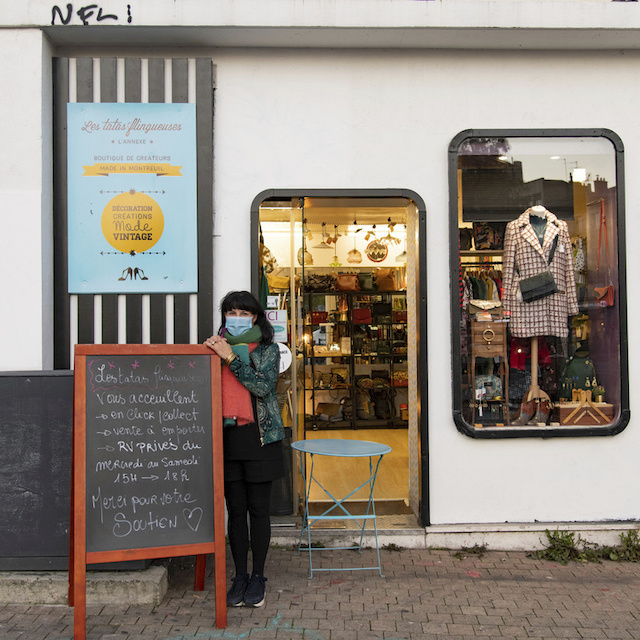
[502,209,578,338]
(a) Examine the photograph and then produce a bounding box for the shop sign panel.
[67,103,197,293]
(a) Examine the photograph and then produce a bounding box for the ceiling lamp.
[313,222,332,249]
[347,219,363,264]
[380,218,401,246]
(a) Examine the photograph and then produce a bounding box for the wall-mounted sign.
[67,103,197,293]
[265,309,288,343]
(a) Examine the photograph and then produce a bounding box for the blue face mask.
[225,315,253,336]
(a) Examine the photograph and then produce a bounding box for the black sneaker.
[243,573,267,607]
[226,573,249,607]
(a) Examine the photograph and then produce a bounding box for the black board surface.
[84,354,214,553]
[0,372,73,566]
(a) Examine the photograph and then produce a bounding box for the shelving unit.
[302,288,408,430]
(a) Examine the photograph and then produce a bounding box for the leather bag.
[594,200,615,308]
[335,273,360,291]
[353,308,372,324]
[594,285,614,308]
[375,268,396,291]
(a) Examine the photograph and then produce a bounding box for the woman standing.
[205,291,285,608]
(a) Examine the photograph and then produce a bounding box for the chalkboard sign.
[84,353,214,552]
[72,345,226,637]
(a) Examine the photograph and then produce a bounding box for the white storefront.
[1,0,640,546]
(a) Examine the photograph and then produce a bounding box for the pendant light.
[381,217,401,246]
[329,225,342,267]
[313,222,332,249]
[347,219,363,264]
[298,218,314,265]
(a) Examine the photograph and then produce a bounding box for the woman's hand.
[204,335,234,360]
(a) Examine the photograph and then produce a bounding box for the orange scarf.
[221,342,258,425]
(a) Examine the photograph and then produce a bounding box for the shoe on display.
[243,573,267,608]
[511,399,536,426]
[226,573,249,607]
[529,399,552,425]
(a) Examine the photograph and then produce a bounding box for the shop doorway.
[252,191,427,526]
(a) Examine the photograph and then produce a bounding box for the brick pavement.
[2,546,640,639]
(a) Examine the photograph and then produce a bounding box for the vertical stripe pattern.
[53,57,214,369]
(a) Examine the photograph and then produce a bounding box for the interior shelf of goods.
[302,272,409,430]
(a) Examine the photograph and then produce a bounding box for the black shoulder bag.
[518,236,559,303]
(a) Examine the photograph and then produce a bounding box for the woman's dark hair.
[219,290,274,343]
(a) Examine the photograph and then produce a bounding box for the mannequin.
[502,204,579,424]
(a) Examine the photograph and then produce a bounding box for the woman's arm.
[229,343,280,398]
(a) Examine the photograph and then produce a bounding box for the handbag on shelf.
[594,200,615,308]
[266,272,289,292]
[335,273,360,291]
[358,272,375,290]
[315,402,342,422]
[518,236,559,303]
[305,273,335,292]
[353,308,373,324]
[375,268,396,291]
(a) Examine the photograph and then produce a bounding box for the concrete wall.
[0,29,52,370]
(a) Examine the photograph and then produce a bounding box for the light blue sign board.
[67,103,198,293]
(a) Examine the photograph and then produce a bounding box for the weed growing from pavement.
[452,543,488,560]
[382,543,404,552]
[531,528,640,565]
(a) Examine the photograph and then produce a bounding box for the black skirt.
[223,421,285,483]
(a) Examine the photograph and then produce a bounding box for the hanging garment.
[502,208,579,338]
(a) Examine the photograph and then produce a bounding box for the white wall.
[209,47,640,525]
[0,29,52,371]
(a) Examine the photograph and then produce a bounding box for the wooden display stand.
[470,315,509,425]
[555,389,614,426]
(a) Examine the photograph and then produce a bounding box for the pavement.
[3,543,640,640]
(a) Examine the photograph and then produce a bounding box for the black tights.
[224,479,272,576]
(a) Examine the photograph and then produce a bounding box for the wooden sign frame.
[70,344,227,638]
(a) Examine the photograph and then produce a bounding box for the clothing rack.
[461,261,503,268]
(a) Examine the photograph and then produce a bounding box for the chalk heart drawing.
[183,507,203,532]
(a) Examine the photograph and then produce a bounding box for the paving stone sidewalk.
[2,545,640,639]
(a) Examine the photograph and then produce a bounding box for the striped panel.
[53,57,214,369]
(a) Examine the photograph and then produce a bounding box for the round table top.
[291,438,392,458]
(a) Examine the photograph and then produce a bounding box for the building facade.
[1,0,639,546]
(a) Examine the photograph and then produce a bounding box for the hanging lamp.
[313,222,332,249]
[347,219,363,264]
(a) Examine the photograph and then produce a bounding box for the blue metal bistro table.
[291,438,392,578]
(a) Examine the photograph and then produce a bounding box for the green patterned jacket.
[228,341,285,445]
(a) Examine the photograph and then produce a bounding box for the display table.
[291,438,392,578]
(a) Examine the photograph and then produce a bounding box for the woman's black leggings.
[224,479,272,576]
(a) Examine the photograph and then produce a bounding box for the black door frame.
[251,188,430,526]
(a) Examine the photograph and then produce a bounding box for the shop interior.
[259,196,419,522]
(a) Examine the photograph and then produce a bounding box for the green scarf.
[225,325,263,364]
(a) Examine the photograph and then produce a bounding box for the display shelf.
[302,285,408,431]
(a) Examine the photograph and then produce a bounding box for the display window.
[449,130,629,437]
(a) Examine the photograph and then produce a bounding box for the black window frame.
[449,128,630,439]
